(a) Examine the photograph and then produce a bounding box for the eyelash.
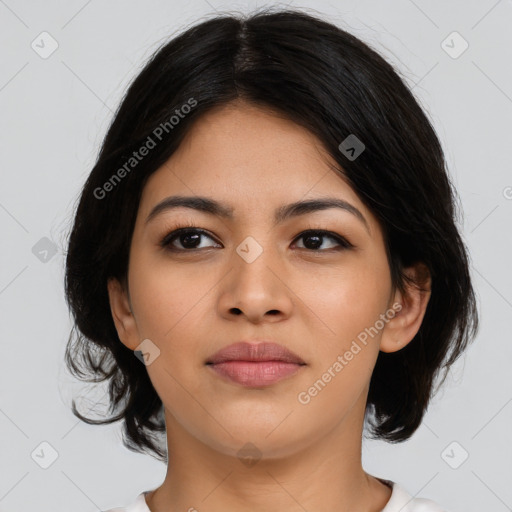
[159,222,354,253]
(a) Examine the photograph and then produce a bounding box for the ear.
[107,277,140,351]
[380,262,431,353]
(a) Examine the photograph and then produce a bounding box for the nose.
[217,239,293,324]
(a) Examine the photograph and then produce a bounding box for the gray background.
[1,0,511,511]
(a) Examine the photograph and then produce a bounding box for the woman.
[64,8,478,512]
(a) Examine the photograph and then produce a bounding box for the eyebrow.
[145,195,370,233]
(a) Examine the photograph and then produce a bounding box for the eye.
[160,227,353,253]
[160,227,220,251]
[292,230,353,251]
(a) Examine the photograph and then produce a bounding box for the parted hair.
[64,8,479,462]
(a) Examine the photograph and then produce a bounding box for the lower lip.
[207,361,304,386]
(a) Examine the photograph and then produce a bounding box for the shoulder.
[379,479,449,512]
[411,499,447,511]
[405,497,447,512]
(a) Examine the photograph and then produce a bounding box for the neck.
[145,395,392,512]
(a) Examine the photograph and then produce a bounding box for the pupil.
[305,235,321,249]
[182,233,200,248]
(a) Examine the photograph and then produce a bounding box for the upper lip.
[206,341,306,365]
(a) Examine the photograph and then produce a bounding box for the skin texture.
[108,100,431,512]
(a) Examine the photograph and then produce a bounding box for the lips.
[206,341,306,365]
[206,341,306,387]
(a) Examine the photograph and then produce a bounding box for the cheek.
[294,262,389,419]
[299,253,392,345]
[127,258,207,407]
[128,249,212,340]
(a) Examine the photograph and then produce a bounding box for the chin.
[202,422,307,462]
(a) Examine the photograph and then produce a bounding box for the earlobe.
[107,277,140,350]
[379,263,431,354]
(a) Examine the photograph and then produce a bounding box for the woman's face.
[110,100,404,460]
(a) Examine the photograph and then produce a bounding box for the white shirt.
[102,479,447,511]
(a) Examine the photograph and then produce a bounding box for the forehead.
[138,101,371,227]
